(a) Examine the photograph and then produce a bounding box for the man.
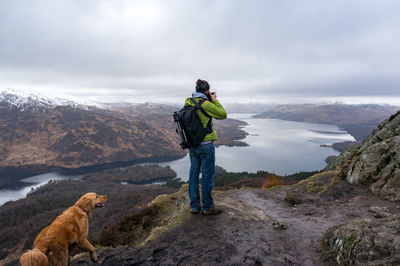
[184,79,227,215]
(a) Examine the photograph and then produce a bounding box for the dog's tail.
[20,248,48,266]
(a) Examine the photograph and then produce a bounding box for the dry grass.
[295,171,336,186]
[284,192,302,206]
[262,174,284,189]
[305,182,321,193]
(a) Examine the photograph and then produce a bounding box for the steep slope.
[321,109,400,265]
[328,109,400,201]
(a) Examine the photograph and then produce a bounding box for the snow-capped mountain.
[0,88,184,182]
[0,88,104,111]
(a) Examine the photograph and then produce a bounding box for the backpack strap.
[199,99,207,105]
[190,98,213,133]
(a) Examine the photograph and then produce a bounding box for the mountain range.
[254,103,399,141]
[0,89,246,186]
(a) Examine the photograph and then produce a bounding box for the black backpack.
[173,98,213,149]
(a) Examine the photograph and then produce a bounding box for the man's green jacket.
[184,95,227,142]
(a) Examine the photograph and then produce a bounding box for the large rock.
[337,110,400,201]
[322,208,400,265]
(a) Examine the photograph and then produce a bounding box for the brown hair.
[196,79,210,93]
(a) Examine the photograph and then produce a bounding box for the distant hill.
[0,90,184,184]
[0,90,247,185]
[254,103,399,141]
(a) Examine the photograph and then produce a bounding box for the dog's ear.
[76,198,93,217]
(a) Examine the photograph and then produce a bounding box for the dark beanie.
[196,79,210,93]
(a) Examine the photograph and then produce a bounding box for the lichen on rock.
[331,110,400,201]
[322,211,400,265]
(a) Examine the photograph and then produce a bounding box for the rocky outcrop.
[324,145,358,172]
[336,110,400,201]
[322,207,400,265]
[321,110,400,265]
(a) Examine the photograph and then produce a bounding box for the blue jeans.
[189,143,215,211]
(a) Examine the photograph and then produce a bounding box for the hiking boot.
[202,206,223,215]
[190,206,201,214]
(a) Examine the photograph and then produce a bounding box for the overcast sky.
[0,0,399,104]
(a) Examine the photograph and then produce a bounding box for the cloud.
[0,0,399,104]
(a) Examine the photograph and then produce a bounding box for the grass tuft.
[262,174,284,189]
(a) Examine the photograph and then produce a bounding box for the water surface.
[0,173,82,205]
[160,113,354,181]
[0,113,354,205]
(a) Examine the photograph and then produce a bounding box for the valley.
[0,90,246,187]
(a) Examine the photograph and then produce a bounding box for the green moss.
[322,229,362,265]
[342,234,361,264]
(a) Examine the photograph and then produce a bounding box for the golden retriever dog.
[20,192,107,266]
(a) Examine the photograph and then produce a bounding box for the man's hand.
[210,92,217,101]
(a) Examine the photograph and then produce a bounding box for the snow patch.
[0,88,105,110]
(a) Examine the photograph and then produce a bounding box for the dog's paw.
[90,254,98,263]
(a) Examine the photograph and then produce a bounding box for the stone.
[272,222,287,230]
[322,214,400,265]
[368,206,391,218]
[335,110,400,201]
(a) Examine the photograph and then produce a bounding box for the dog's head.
[75,192,107,217]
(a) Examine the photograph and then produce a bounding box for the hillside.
[0,90,246,186]
[0,103,184,185]
[254,103,399,141]
[0,165,178,263]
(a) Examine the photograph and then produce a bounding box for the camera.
[206,91,216,101]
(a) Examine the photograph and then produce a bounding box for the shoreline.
[0,155,186,189]
[0,116,249,189]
